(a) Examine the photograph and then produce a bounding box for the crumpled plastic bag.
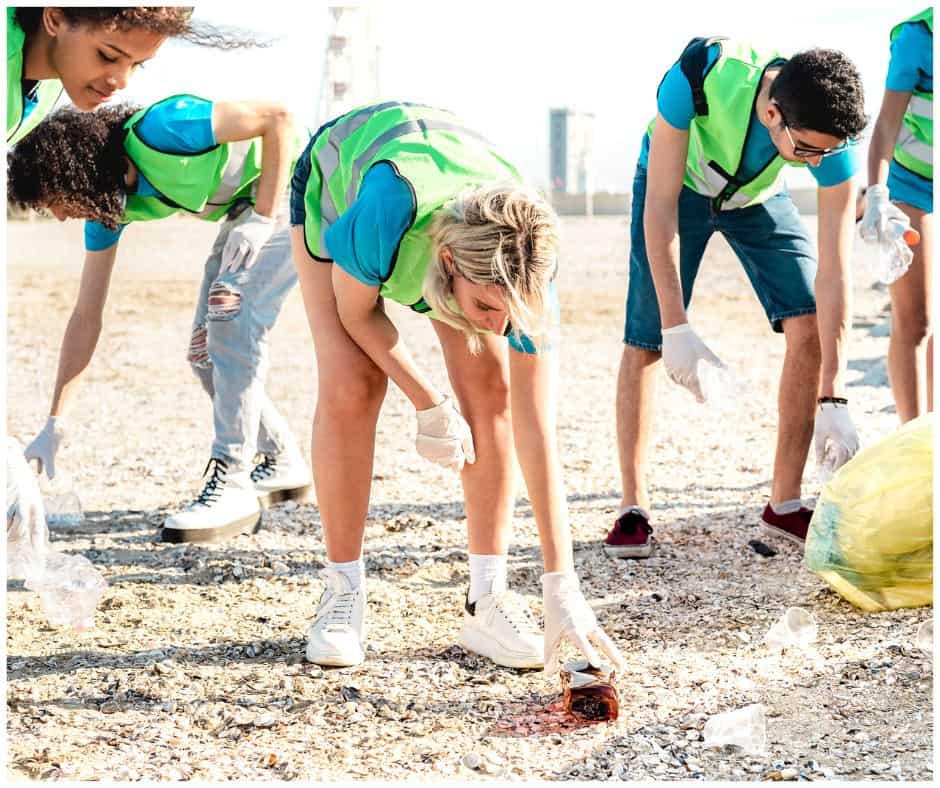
[804,414,933,612]
[7,438,106,630]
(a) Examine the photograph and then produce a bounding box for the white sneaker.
[251,450,313,504]
[161,458,260,543]
[459,589,544,669]
[306,567,366,667]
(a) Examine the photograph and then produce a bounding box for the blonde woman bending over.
[290,101,623,673]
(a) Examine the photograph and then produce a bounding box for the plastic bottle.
[703,704,767,754]
[764,607,818,650]
[697,361,740,413]
[24,551,107,631]
[39,470,84,527]
[877,219,917,285]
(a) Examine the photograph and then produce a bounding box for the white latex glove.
[220,208,277,273]
[6,438,49,555]
[24,417,65,480]
[814,401,860,477]
[415,396,476,472]
[661,323,725,403]
[858,184,912,243]
[541,570,625,676]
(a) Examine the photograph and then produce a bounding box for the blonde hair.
[424,183,560,354]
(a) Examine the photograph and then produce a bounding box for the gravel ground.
[6,214,933,781]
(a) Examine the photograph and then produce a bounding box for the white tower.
[317,3,381,126]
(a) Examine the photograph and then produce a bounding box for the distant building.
[549,108,594,195]
[318,4,381,126]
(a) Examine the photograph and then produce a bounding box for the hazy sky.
[119,0,920,191]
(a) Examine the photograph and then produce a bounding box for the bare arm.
[49,245,119,416]
[331,265,441,410]
[508,348,573,573]
[816,177,857,398]
[868,89,911,187]
[644,113,692,330]
[211,101,295,218]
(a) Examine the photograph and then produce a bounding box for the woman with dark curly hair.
[7,6,258,145]
[8,95,312,543]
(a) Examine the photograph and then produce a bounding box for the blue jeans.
[624,165,818,350]
[188,202,299,472]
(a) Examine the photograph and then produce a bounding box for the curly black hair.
[14,7,270,49]
[7,104,139,229]
[770,49,867,139]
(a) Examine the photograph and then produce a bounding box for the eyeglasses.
[776,105,849,160]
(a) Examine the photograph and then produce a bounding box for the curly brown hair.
[14,7,269,49]
[7,104,139,230]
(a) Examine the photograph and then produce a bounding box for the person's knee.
[207,283,242,321]
[451,360,511,417]
[319,367,388,418]
[893,306,931,346]
[783,315,821,360]
[187,323,211,370]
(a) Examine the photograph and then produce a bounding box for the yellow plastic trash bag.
[804,413,933,612]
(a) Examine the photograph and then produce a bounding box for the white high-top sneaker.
[459,589,544,669]
[306,567,367,667]
[251,450,313,505]
[161,458,260,543]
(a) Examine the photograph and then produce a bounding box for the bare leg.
[431,321,515,555]
[770,313,821,502]
[616,344,660,512]
[888,203,932,423]
[291,227,387,562]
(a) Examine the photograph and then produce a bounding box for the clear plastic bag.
[805,414,933,612]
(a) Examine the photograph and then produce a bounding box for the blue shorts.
[888,159,933,214]
[289,135,315,228]
[624,165,818,350]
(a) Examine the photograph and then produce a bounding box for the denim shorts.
[624,165,818,351]
[887,159,933,214]
[289,135,315,228]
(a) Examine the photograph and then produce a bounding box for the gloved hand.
[6,438,49,556]
[858,184,912,243]
[541,570,625,676]
[814,401,860,477]
[221,208,277,273]
[661,323,725,403]
[24,417,65,480]
[415,396,476,472]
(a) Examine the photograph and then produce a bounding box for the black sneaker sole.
[159,511,262,544]
[257,483,315,509]
[603,540,654,559]
[760,519,806,546]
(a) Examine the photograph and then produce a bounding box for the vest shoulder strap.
[680,36,728,116]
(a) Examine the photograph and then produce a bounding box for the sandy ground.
[5,214,933,781]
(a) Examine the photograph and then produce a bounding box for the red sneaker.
[604,509,654,558]
[760,503,813,544]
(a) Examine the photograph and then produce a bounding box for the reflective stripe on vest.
[685,156,773,210]
[313,115,490,252]
[896,126,933,169]
[196,139,255,218]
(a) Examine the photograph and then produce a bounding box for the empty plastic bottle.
[24,551,107,631]
[876,219,917,285]
[43,491,83,527]
[696,360,740,413]
[916,620,933,653]
[764,607,818,650]
[703,704,767,754]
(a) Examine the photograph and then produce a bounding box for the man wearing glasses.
[606,39,867,558]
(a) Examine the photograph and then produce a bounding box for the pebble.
[463,753,483,770]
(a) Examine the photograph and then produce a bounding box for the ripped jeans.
[187,202,298,473]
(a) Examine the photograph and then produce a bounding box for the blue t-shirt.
[325,162,552,354]
[20,80,38,126]
[639,42,858,189]
[84,96,216,251]
[886,20,933,93]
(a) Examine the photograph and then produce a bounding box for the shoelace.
[493,591,540,635]
[189,458,228,508]
[324,589,358,631]
[250,454,277,483]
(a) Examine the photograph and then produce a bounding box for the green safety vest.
[891,8,933,181]
[7,7,64,145]
[301,101,521,313]
[648,37,799,211]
